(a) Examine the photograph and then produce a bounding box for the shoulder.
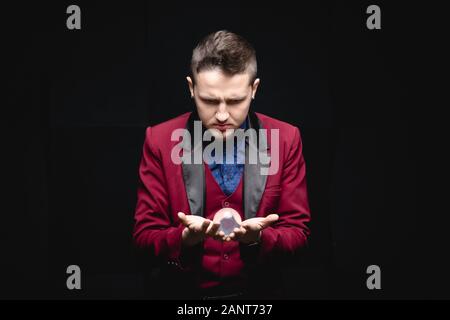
[147,112,191,134]
[145,112,191,139]
[143,112,191,151]
[255,112,302,141]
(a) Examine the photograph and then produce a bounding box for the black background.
[3,1,440,299]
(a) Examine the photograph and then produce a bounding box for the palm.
[178,212,212,246]
[185,215,209,232]
[226,214,279,243]
[241,218,266,231]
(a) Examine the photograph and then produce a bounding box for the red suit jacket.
[133,110,311,297]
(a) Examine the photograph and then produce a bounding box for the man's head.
[187,30,260,140]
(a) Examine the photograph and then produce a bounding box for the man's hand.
[226,214,279,244]
[178,212,213,247]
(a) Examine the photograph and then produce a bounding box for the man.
[133,30,311,299]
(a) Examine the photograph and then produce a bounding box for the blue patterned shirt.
[208,118,247,196]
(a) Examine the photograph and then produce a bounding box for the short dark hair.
[191,30,257,83]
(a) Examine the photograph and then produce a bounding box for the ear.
[251,78,260,99]
[186,76,194,98]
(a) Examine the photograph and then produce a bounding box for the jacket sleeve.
[241,127,311,263]
[133,126,185,265]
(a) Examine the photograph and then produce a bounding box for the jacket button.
[223,201,229,207]
[223,254,229,260]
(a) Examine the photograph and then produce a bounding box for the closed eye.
[226,98,246,105]
[200,98,220,105]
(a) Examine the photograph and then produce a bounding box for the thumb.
[178,212,188,226]
[262,214,279,228]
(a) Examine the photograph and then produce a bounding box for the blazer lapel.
[244,111,270,219]
[181,111,205,217]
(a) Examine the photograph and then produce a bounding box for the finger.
[213,234,224,241]
[191,219,208,233]
[240,219,252,228]
[199,219,211,233]
[178,212,188,226]
[206,222,220,236]
[235,226,247,234]
[240,222,253,231]
[232,227,246,240]
[261,214,279,228]
[205,221,214,234]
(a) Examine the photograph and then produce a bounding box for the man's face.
[187,69,260,140]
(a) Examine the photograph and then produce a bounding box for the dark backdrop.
[3,1,437,299]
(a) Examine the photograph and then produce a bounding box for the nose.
[215,106,229,123]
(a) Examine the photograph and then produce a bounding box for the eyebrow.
[198,95,219,100]
[198,95,247,101]
[226,96,247,100]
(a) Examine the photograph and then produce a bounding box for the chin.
[223,130,237,140]
[207,127,235,141]
[220,129,238,141]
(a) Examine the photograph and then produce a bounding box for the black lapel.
[181,111,205,217]
[243,111,270,219]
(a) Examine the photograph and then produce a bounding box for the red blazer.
[133,111,311,294]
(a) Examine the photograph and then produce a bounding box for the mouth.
[212,124,233,132]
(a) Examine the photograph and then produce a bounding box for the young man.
[133,30,311,299]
